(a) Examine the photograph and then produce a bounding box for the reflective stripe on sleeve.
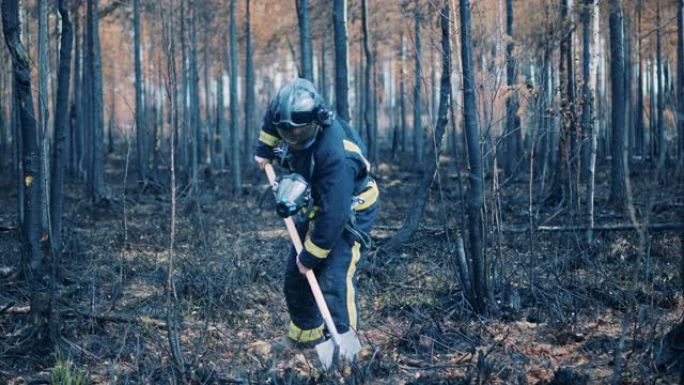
[354,179,379,211]
[259,130,279,146]
[304,237,331,259]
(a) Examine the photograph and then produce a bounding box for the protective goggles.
[273,110,317,129]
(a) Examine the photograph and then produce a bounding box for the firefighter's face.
[276,122,318,149]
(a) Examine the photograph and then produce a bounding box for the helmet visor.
[276,123,318,149]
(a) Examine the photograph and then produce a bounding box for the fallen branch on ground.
[3,305,169,329]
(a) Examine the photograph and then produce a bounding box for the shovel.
[264,163,361,370]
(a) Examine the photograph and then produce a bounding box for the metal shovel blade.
[315,339,336,370]
[338,330,362,362]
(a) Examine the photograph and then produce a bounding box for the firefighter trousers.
[283,204,376,346]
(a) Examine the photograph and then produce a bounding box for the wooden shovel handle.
[264,164,341,342]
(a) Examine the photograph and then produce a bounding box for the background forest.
[0,0,683,383]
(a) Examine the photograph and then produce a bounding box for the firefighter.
[254,78,378,348]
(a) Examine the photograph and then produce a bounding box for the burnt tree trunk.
[87,0,105,202]
[333,0,350,121]
[503,0,519,177]
[2,0,49,343]
[244,0,255,164]
[189,4,200,193]
[229,0,240,189]
[656,0,666,169]
[636,0,645,159]
[134,0,146,183]
[361,0,376,162]
[609,0,627,204]
[549,0,576,206]
[413,0,423,164]
[460,0,488,313]
[295,0,313,81]
[50,0,72,256]
[678,0,684,172]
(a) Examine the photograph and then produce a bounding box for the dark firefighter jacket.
[255,111,378,269]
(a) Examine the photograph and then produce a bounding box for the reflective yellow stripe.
[355,180,379,211]
[343,139,371,172]
[259,130,279,146]
[306,205,320,219]
[346,242,361,330]
[288,321,324,343]
[304,237,331,259]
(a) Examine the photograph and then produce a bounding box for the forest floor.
[0,152,683,385]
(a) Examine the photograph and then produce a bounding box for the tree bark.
[0,67,5,173]
[609,0,627,204]
[202,12,211,169]
[70,6,82,177]
[413,0,423,165]
[179,0,188,178]
[2,0,49,343]
[678,0,684,172]
[134,0,146,183]
[400,30,407,154]
[656,0,666,169]
[189,3,200,194]
[503,0,519,177]
[295,0,313,81]
[584,0,599,244]
[244,0,255,165]
[229,0,240,190]
[88,0,106,202]
[215,74,224,170]
[459,0,488,314]
[320,33,328,104]
[333,0,350,121]
[549,0,576,205]
[361,0,376,163]
[50,0,72,256]
[3,0,44,266]
[636,0,645,159]
[38,0,48,238]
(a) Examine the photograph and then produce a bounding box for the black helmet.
[270,78,326,149]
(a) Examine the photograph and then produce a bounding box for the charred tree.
[609,0,627,204]
[229,0,240,189]
[361,0,376,162]
[319,33,328,104]
[215,74,224,170]
[460,0,488,313]
[678,0,684,173]
[584,0,599,244]
[413,0,423,164]
[656,0,666,168]
[295,0,313,81]
[2,0,49,343]
[50,0,72,256]
[244,0,255,164]
[134,0,147,183]
[549,0,576,205]
[400,29,407,154]
[333,0,350,121]
[86,0,106,202]
[70,6,82,177]
[503,0,519,177]
[636,0,644,159]
[189,3,200,193]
